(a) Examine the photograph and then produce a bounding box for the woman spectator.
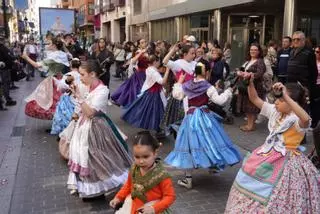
[92,38,115,105]
[223,42,232,65]
[113,43,126,78]
[209,48,228,85]
[267,40,278,72]
[237,43,266,132]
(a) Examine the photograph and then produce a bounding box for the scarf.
[182,79,212,99]
[131,161,171,203]
[257,113,297,156]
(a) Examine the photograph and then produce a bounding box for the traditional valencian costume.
[25,50,69,120]
[50,68,88,135]
[160,58,196,133]
[67,80,132,198]
[225,102,320,213]
[111,54,148,107]
[115,160,175,214]
[165,78,241,170]
[122,65,167,131]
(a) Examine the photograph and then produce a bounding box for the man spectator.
[64,34,84,59]
[276,36,292,83]
[0,35,17,110]
[23,38,38,81]
[287,31,318,94]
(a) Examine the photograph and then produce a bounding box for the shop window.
[133,0,142,15]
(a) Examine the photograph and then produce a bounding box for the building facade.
[99,0,127,43]
[125,0,320,68]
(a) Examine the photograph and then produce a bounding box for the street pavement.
[0,70,314,214]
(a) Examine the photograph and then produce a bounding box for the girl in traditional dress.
[50,58,86,135]
[165,63,242,189]
[22,38,69,120]
[159,44,197,135]
[121,55,170,131]
[225,76,320,213]
[111,49,149,107]
[110,131,176,214]
[67,59,132,198]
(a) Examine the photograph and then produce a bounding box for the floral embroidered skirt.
[225,153,320,213]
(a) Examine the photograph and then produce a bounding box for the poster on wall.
[39,7,75,36]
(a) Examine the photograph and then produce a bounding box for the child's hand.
[137,205,155,214]
[109,197,121,209]
[273,82,287,95]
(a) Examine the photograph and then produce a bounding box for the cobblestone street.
[0,75,314,214]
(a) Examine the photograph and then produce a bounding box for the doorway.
[190,28,209,42]
[228,15,267,68]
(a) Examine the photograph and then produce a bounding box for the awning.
[148,0,254,21]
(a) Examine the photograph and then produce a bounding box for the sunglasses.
[316,51,320,54]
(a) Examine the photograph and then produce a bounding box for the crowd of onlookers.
[1,31,320,135]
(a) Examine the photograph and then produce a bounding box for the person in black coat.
[287,31,318,95]
[91,38,115,102]
[276,36,292,84]
[0,37,17,110]
[287,31,318,136]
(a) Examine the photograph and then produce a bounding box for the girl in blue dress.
[122,55,170,131]
[165,62,242,189]
[51,59,84,135]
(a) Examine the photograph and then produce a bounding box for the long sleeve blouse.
[115,173,176,214]
[172,80,232,106]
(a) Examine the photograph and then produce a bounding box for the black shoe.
[6,100,17,106]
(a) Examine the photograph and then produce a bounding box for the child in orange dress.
[110,131,176,214]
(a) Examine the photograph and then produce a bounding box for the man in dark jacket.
[0,37,17,110]
[64,34,84,59]
[287,31,318,94]
[277,36,292,83]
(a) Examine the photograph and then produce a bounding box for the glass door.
[229,27,246,69]
[190,28,209,42]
